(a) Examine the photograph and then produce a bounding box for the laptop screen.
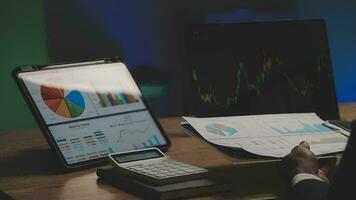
[17,62,169,167]
[185,19,339,120]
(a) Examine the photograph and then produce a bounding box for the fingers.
[282,141,322,183]
[319,156,338,181]
[318,169,330,183]
[299,141,310,150]
[290,141,311,154]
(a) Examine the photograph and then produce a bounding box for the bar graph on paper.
[183,113,348,158]
[267,120,333,135]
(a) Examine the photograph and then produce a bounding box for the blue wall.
[205,1,356,103]
[296,0,356,102]
[46,1,356,108]
[2,1,354,131]
[66,1,355,103]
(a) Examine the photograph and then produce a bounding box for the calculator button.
[120,158,208,185]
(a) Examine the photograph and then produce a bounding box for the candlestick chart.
[192,52,329,108]
[185,20,339,120]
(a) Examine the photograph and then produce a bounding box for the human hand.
[281,141,336,183]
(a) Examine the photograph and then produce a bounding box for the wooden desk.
[1,103,355,200]
[338,102,356,122]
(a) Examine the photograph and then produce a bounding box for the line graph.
[113,126,151,145]
[192,51,328,108]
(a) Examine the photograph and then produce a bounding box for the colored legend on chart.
[41,78,85,118]
[83,135,96,146]
[75,154,86,162]
[87,152,99,159]
[96,91,139,108]
[94,131,108,144]
[56,137,71,151]
[70,137,84,150]
[98,150,110,157]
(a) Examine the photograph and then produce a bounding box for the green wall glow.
[0,0,50,131]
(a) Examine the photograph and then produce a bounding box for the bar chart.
[96,91,139,108]
[133,135,161,149]
[269,121,333,134]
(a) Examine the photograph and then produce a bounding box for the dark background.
[185,20,338,120]
[1,0,356,130]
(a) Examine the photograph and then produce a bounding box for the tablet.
[13,59,171,168]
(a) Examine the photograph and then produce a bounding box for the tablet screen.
[17,62,169,166]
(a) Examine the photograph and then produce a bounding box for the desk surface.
[1,103,355,200]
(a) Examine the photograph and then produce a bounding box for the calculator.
[108,147,209,185]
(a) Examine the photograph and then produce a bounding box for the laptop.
[13,59,171,168]
[184,19,339,120]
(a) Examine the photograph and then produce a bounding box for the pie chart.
[205,123,237,136]
[41,78,85,118]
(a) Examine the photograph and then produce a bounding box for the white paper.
[183,113,349,158]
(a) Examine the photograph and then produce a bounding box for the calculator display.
[113,149,164,163]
